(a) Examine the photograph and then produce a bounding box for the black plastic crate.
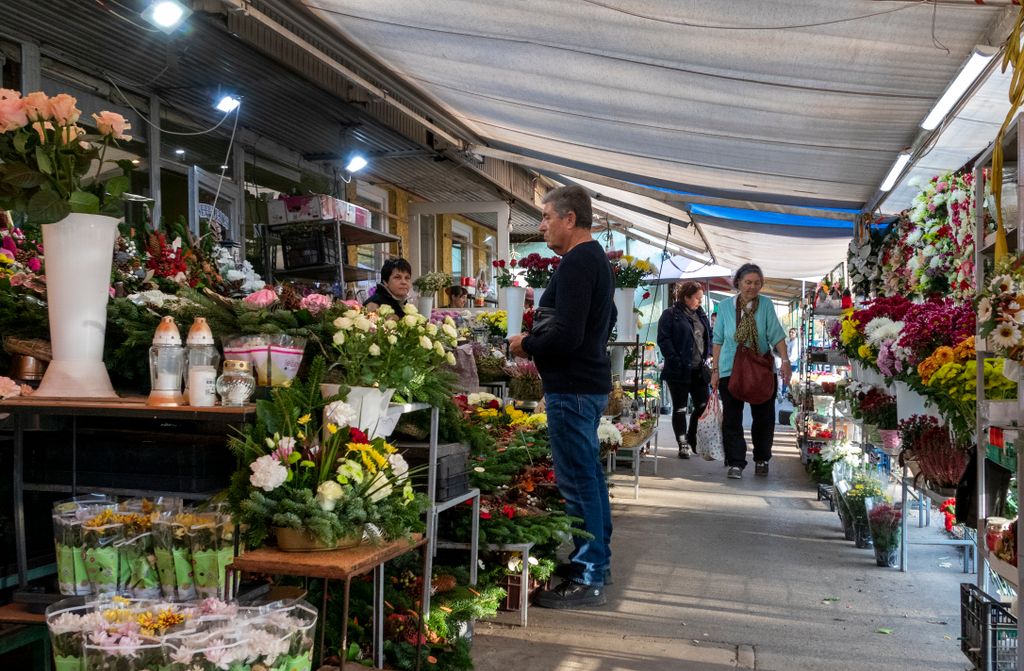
[398,441,471,503]
[961,582,1018,670]
[279,227,339,270]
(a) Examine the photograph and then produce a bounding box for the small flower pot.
[874,544,899,568]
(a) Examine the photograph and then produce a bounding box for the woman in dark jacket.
[657,281,712,458]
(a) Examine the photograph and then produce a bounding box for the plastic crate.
[961,582,1018,670]
[279,227,339,270]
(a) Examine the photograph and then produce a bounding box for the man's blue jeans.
[545,392,611,586]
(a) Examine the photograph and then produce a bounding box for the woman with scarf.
[657,281,712,459]
[711,263,789,479]
[364,257,412,314]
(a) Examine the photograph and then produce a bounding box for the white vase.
[34,214,119,398]
[614,287,637,342]
[503,286,527,338]
[344,385,397,439]
[533,287,545,308]
[894,381,942,424]
[416,295,434,318]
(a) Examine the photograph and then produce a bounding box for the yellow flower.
[326,423,338,435]
[298,414,312,426]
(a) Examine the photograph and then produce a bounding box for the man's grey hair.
[542,185,593,229]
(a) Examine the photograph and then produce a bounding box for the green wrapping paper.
[279,654,313,671]
[217,546,234,593]
[154,547,177,598]
[83,546,119,594]
[172,547,196,600]
[118,533,160,598]
[53,655,83,671]
[191,549,221,597]
[56,544,90,596]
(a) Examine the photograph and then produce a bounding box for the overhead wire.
[105,75,236,137]
[93,0,161,33]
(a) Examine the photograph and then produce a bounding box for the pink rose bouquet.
[0,90,133,224]
[299,293,333,315]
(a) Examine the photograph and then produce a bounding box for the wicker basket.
[3,337,52,362]
[509,377,543,401]
[621,427,654,450]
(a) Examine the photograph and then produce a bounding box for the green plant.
[0,90,133,224]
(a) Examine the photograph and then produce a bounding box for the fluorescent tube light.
[880,152,912,192]
[920,48,996,130]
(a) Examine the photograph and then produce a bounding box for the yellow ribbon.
[992,7,1024,263]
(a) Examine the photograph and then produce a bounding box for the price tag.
[990,427,1005,449]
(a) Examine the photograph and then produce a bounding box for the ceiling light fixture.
[920,46,996,130]
[879,152,912,192]
[345,154,368,173]
[140,0,193,34]
[174,148,185,156]
[215,95,241,113]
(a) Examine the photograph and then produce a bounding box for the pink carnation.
[243,287,278,308]
[300,293,333,314]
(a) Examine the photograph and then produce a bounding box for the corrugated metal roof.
[1,0,537,227]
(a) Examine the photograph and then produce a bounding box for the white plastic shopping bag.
[696,390,724,461]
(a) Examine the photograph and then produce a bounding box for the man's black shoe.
[534,579,607,609]
[554,563,613,585]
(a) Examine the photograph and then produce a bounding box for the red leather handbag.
[729,301,775,405]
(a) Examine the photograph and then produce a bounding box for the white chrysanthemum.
[992,323,1022,349]
[978,296,993,323]
[47,611,84,635]
[433,341,445,356]
[991,275,1015,294]
[249,455,287,492]
[442,323,458,339]
[597,418,622,446]
[325,401,358,428]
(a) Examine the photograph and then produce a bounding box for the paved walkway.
[472,419,971,671]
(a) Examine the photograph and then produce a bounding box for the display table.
[607,427,658,499]
[0,396,255,592]
[227,535,428,671]
[899,466,975,574]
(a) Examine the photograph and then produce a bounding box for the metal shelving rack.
[973,114,1023,670]
[262,219,400,290]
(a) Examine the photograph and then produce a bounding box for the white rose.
[325,401,358,428]
[369,344,381,356]
[425,323,438,335]
[387,334,398,345]
[446,352,457,365]
[315,481,344,511]
[402,315,419,327]
[467,393,481,405]
[380,319,396,331]
[344,309,360,319]
[403,304,418,315]
[442,324,458,339]
[332,331,346,346]
[354,317,372,332]
[377,304,394,317]
[444,316,456,327]
[249,455,287,492]
[419,336,433,350]
[434,341,445,356]
[336,317,354,330]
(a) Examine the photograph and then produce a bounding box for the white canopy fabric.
[307,0,1003,209]
[651,256,732,285]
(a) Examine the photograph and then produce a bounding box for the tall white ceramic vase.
[613,287,638,342]
[533,287,545,308]
[504,286,527,338]
[35,213,119,398]
[416,295,434,318]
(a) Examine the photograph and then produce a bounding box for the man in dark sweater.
[509,184,614,609]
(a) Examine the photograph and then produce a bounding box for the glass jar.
[216,360,255,407]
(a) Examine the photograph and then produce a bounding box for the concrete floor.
[472,420,974,671]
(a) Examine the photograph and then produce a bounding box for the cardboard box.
[268,195,337,224]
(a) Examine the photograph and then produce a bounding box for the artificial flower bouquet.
[606,250,654,288]
[46,595,316,671]
[977,254,1024,362]
[229,360,426,550]
[517,252,560,288]
[902,172,976,301]
[328,303,458,405]
[505,358,542,401]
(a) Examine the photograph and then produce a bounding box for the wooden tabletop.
[0,602,45,625]
[0,396,255,421]
[229,534,426,580]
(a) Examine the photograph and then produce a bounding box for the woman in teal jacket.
[711,264,791,480]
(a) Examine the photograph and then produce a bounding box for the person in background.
[783,327,800,397]
[364,257,412,314]
[508,184,614,609]
[656,281,711,459]
[711,263,790,479]
[446,285,469,308]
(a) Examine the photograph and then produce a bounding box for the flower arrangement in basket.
[328,303,458,405]
[412,271,453,295]
[517,253,560,288]
[491,258,521,288]
[0,89,133,224]
[606,250,654,288]
[505,358,542,401]
[598,417,623,460]
[228,359,427,550]
[618,414,656,449]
